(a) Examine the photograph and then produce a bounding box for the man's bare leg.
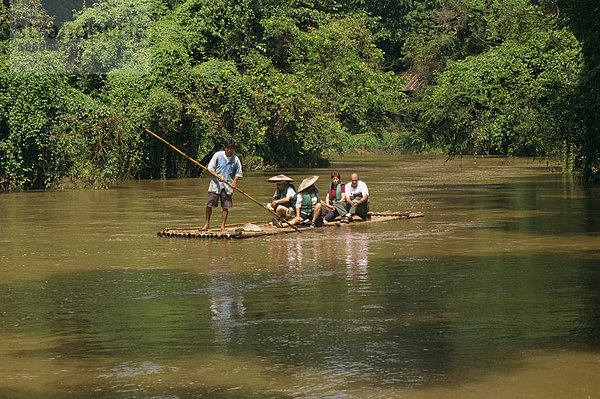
[312,203,322,226]
[202,207,212,229]
[220,208,229,230]
[275,206,289,227]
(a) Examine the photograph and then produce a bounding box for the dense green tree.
[545,0,600,178]
[2,0,600,189]
[1,0,10,41]
[414,0,599,179]
[402,0,545,77]
[417,28,582,157]
[338,0,438,70]
[0,71,71,189]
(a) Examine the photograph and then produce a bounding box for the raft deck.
[158,211,424,240]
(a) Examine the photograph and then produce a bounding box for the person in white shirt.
[266,174,297,227]
[289,175,322,228]
[341,173,369,223]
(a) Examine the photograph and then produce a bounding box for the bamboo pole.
[144,128,301,233]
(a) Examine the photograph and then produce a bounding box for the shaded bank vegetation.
[0,0,598,190]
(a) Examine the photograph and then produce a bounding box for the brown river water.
[1,155,600,398]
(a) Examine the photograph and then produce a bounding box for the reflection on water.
[1,156,600,397]
[206,245,246,348]
[266,229,370,282]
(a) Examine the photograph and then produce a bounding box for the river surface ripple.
[1,155,600,398]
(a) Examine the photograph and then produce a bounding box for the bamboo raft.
[158,211,424,240]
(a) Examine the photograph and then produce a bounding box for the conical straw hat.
[298,175,319,192]
[268,174,294,183]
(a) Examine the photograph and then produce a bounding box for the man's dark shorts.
[207,191,233,209]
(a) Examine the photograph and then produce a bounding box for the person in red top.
[321,171,347,222]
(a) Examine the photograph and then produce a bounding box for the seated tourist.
[340,173,369,223]
[321,171,347,222]
[266,174,296,227]
[289,175,323,228]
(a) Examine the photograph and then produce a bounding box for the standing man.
[341,173,369,223]
[202,139,243,230]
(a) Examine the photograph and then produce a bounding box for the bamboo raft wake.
[158,211,424,240]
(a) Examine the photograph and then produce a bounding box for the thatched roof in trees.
[400,72,425,92]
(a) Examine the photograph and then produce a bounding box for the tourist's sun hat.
[268,174,294,183]
[298,175,319,192]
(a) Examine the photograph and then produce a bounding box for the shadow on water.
[414,175,600,236]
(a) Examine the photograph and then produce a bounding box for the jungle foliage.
[0,0,599,189]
